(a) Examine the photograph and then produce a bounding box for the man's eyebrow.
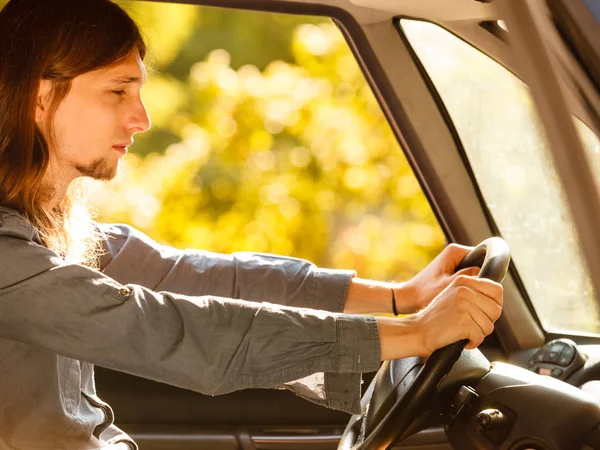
[107,75,146,84]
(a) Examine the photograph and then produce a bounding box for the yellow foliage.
[82,12,446,281]
[118,1,199,67]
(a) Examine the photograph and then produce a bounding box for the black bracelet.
[391,287,398,316]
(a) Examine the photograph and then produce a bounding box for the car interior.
[73,0,600,448]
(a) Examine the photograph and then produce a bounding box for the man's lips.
[113,141,133,154]
[113,146,128,155]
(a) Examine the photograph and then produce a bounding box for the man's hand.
[394,244,480,314]
[377,275,503,359]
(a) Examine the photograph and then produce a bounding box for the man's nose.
[129,99,152,135]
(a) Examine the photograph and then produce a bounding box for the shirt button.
[119,287,131,298]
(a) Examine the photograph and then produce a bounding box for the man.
[0,0,503,448]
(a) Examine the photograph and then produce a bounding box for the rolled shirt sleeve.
[0,231,381,414]
[98,223,355,313]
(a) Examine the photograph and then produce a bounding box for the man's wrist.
[376,315,426,360]
[344,277,422,315]
[344,277,392,314]
[391,281,420,315]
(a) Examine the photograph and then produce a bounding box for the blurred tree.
[116,1,324,156]
[88,7,445,282]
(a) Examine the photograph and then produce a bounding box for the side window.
[399,19,600,333]
[91,3,445,281]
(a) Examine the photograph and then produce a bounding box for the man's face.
[37,51,151,181]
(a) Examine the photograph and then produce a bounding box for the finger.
[452,275,503,306]
[463,312,486,350]
[447,292,489,350]
[452,266,480,278]
[442,243,476,268]
[466,339,483,350]
[466,297,497,334]
[469,293,503,323]
[464,306,493,349]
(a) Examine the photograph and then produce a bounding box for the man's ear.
[35,80,53,123]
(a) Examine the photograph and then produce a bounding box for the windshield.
[400,19,600,334]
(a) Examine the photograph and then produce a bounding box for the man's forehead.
[90,54,148,84]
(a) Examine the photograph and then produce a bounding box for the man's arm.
[99,224,479,317]
[0,227,502,414]
[92,223,501,408]
[344,244,481,315]
[104,223,504,358]
[0,233,380,414]
[98,223,353,313]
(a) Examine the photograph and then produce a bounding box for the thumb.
[442,243,475,271]
[452,266,480,278]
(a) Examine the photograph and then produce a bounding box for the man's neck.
[42,164,77,210]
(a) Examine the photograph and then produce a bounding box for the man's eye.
[112,90,126,96]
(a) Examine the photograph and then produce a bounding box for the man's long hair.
[0,0,146,266]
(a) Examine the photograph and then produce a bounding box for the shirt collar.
[0,206,42,243]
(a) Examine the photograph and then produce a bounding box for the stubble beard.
[75,157,121,181]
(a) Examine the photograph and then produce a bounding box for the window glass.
[401,19,600,333]
[85,3,446,282]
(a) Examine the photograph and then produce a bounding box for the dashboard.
[442,339,600,449]
[510,339,600,388]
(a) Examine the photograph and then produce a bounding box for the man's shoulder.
[96,222,156,247]
[0,208,60,288]
[0,206,40,243]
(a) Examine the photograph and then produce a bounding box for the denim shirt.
[0,207,381,449]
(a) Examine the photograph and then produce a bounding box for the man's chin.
[75,159,121,181]
[93,170,119,182]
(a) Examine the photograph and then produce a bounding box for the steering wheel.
[337,237,511,450]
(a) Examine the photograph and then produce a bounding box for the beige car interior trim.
[498,0,600,308]
[542,4,600,138]
[348,0,496,22]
